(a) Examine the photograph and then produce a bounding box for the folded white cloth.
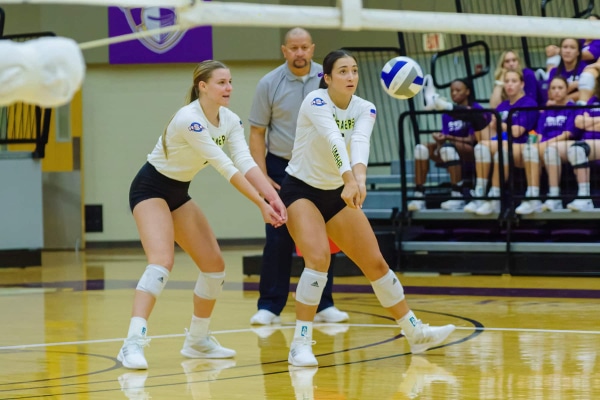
[0,37,85,107]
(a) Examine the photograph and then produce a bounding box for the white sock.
[396,310,420,337]
[128,316,148,338]
[525,186,539,197]
[294,320,313,339]
[548,187,560,196]
[475,178,488,196]
[488,186,501,197]
[189,315,211,339]
[578,182,591,196]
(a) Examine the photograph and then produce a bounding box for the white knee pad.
[439,145,460,163]
[136,264,169,298]
[474,143,491,163]
[522,143,539,163]
[194,271,226,300]
[578,71,597,92]
[544,145,561,166]
[568,143,590,168]
[414,143,429,160]
[371,269,405,308]
[493,148,508,165]
[295,268,328,306]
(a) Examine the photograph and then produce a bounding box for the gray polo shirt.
[248,61,322,160]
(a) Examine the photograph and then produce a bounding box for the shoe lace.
[126,336,151,348]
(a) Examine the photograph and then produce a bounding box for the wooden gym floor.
[1,246,599,399]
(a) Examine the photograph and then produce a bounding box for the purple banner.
[108,6,212,64]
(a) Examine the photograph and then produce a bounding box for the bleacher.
[356,0,600,277]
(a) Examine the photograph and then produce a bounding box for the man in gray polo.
[248,27,349,326]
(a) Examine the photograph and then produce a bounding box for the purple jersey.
[581,39,600,61]
[537,102,575,142]
[497,96,539,143]
[541,62,588,104]
[522,68,542,105]
[441,102,484,138]
[575,96,600,140]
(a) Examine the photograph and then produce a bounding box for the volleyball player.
[117,60,287,369]
[279,49,455,367]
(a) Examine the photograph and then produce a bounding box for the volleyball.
[380,56,424,100]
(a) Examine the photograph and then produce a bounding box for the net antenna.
[3,0,600,50]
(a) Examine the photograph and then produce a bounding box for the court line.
[2,323,599,351]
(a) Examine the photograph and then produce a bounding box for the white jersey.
[147,101,257,182]
[286,88,376,190]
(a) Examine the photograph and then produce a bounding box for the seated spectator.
[463,70,539,215]
[540,38,587,105]
[490,50,540,108]
[409,78,482,211]
[515,77,575,214]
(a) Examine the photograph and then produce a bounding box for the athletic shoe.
[118,371,150,400]
[314,306,349,323]
[440,198,465,211]
[289,365,318,400]
[408,191,426,211]
[541,199,563,212]
[567,198,595,211]
[250,309,281,325]
[117,335,151,370]
[288,336,318,367]
[463,199,482,213]
[180,331,236,359]
[403,322,456,354]
[515,200,542,215]
[475,200,500,215]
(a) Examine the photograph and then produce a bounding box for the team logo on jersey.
[311,97,327,106]
[188,122,204,132]
[370,108,377,119]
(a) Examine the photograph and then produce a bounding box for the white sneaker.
[180,331,236,359]
[117,336,150,370]
[567,198,594,211]
[475,200,500,215]
[403,322,456,355]
[463,199,482,213]
[288,336,318,367]
[250,309,281,325]
[118,371,150,400]
[408,191,426,211]
[314,306,349,323]
[440,198,465,210]
[515,200,542,215]
[541,198,563,212]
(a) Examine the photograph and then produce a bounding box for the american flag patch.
[370,108,377,118]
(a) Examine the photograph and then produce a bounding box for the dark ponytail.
[319,49,356,89]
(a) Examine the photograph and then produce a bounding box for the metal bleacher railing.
[0,20,55,159]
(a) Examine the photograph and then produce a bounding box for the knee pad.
[295,268,328,306]
[194,271,226,300]
[371,269,405,308]
[493,148,508,165]
[544,145,561,166]
[522,143,539,163]
[578,71,596,92]
[413,143,429,160]
[439,143,460,167]
[136,264,169,298]
[568,141,590,169]
[474,143,491,163]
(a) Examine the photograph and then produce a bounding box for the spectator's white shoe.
[288,336,318,367]
[118,371,150,400]
[408,191,426,211]
[250,309,281,325]
[440,198,465,210]
[403,322,456,354]
[515,200,542,215]
[541,199,564,212]
[475,200,500,215]
[314,306,349,323]
[117,336,150,370]
[567,198,594,211]
[463,200,482,213]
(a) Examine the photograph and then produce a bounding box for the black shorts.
[129,162,191,212]
[279,174,346,222]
